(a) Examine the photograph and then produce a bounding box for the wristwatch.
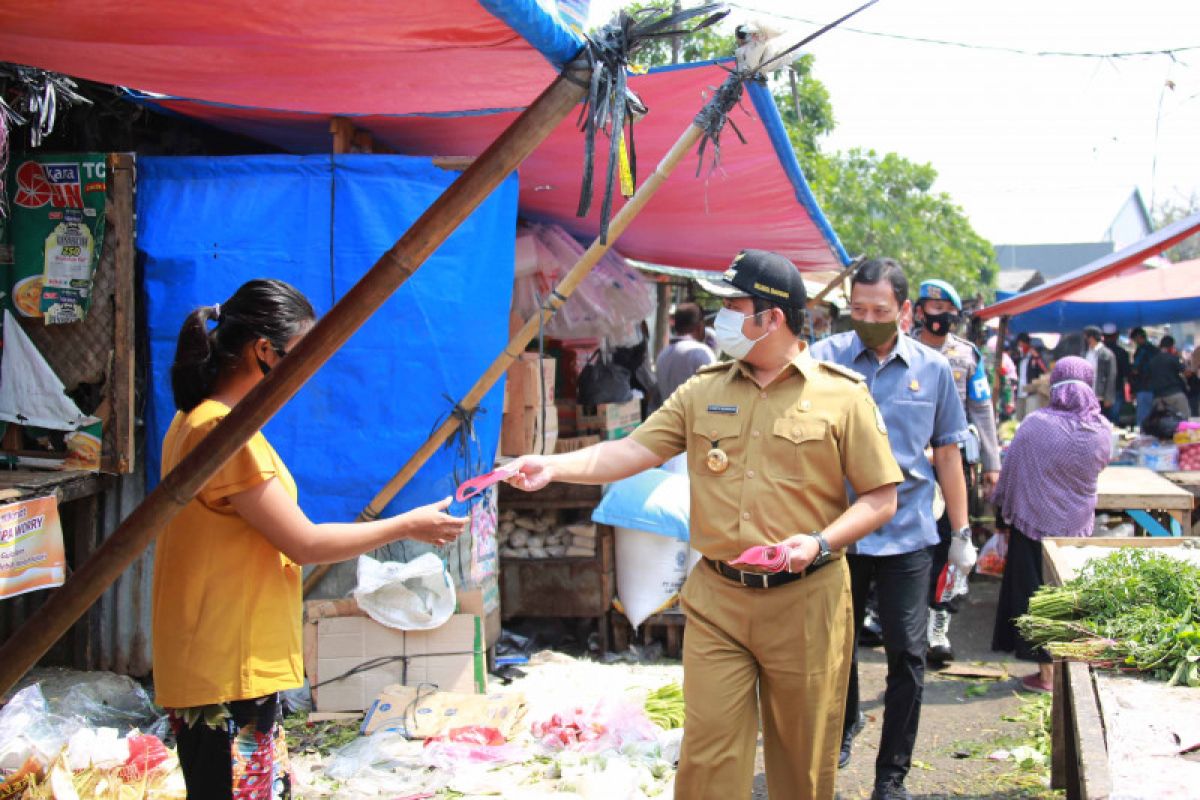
[808,532,832,567]
[952,526,972,540]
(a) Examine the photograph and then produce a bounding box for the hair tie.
[212,303,222,323]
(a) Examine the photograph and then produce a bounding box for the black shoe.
[870,777,912,800]
[839,711,865,769]
[860,613,884,647]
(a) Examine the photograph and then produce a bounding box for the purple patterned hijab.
[1043,356,1105,424]
[992,356,1112,540]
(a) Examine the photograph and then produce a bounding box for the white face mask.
[713,307,770,359]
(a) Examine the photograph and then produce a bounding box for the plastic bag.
[511,223,655,341]
[577,349,634,405]
[421,726,529,769]
[17,668,164,736]
[0,684,75,772]
[353,552,455,631]
[975,532,1007,577]
[531,697,659,754]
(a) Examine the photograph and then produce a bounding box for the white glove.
[948,529,977,573]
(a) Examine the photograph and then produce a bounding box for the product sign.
[0,153,106,324]
[0,495,67,600]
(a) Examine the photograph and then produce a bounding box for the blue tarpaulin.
[138,154,517,523]
[997,294,1200,334]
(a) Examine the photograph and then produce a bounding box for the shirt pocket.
[766,417,827,481]
[690,416,743,477]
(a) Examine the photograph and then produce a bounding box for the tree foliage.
[803,149,997,291]
[622,1,996,296]
[1152,193,1200,263]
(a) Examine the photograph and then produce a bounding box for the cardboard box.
[577,399,641,440]
[307,609,486,713]
[361,685,526,738]
[501,402,558,456]
[457,582,501,649]
[507,354,556,408]
[554,434,601,454]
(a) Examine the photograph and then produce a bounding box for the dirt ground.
[753,577,1054,800]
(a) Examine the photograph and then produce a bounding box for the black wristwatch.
[808,532,832,567]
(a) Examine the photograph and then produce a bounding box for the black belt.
[707,555,837,589]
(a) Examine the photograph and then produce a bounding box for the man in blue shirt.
[811,258,970,800]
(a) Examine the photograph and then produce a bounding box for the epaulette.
[949,332,985,363]
[695,361,732,375]
[818,360,865,383]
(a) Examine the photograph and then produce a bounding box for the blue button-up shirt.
[811,330,968,556]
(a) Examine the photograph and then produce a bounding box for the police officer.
[912,279,998,664]
[507,249,903,799]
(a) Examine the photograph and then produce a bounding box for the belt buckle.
[740,570,769,589]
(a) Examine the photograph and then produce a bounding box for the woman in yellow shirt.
[153,279,466,798]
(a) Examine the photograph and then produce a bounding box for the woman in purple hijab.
[990,356,1112,693]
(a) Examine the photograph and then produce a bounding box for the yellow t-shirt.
[152,399,303,708]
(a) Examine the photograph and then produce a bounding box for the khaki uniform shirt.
[631,345,903,562]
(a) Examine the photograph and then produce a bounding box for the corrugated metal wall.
[95,471,152,676]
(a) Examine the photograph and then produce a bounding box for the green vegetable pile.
[1016,548,1200,686]
[644,682,685,729]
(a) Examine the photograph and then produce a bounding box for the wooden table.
[1163,471,1200,535]
[1044,537,1200,799]
[1095,466,1194,536]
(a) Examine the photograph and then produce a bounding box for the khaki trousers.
[675,558,854,800]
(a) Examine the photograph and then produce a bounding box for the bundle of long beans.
[1016,548,1200,686]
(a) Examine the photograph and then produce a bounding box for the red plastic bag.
[120,734,171,779]
[421,726,527,769]
[975,532,1007,577]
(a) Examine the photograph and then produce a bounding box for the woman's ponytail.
[171,305,222,411]
[170,280,315,412]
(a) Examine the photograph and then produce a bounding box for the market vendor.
[911,278,1000,666]
[811,259,970,800]
[506,249,902,800]
[990,356,1111,693]
[152,279,468,799]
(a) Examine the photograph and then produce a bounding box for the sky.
[587,1,1200,246]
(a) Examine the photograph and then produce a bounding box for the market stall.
[0,150,140,672]
[1095,466,1195,537]
[1163,471,1200,536]
[1041,538,1200,800]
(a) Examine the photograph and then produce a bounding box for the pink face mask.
[455,466,518,503]
[729,544,791,573]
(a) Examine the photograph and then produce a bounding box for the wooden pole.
[993,315,1010,415]
[0,60,591,696]
[304,120,707,594]
[808,256,862,307]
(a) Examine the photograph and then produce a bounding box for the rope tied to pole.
[574,3,729,244]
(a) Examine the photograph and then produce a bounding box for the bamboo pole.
[808,256,862,306]
[0,60,591,697]
[304,119,708,595]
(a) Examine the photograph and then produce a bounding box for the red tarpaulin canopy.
[1,2,849,271]
[978,211,1200,320]
[140,62,849,271]
[1067,258,1200,303]
[0,0,583,115]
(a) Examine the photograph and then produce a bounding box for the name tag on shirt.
[707,404,739,415]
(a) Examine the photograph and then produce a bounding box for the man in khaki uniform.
[507,250,903,799]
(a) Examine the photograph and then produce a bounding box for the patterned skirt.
[169,693,292,799]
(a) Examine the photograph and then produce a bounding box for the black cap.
[697,249,808,309]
